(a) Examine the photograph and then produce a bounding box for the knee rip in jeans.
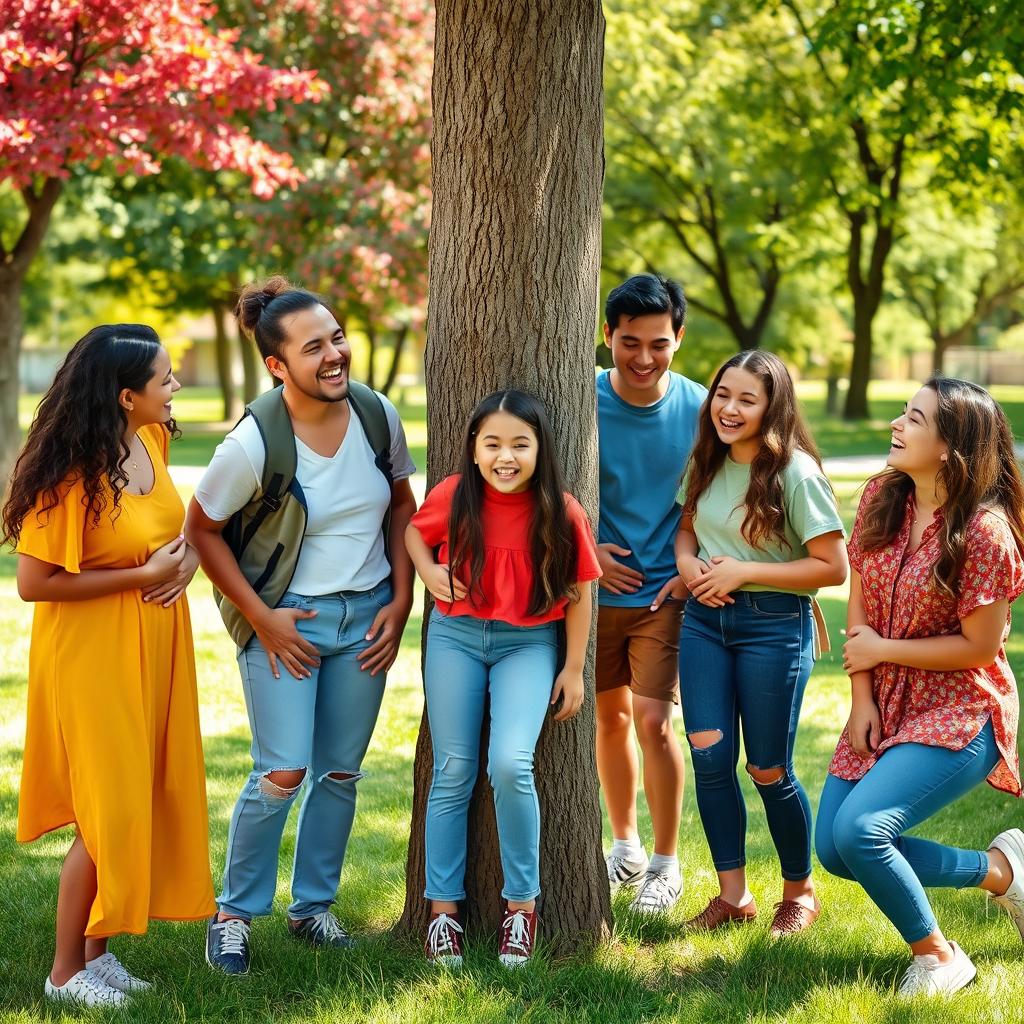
[746,763,786,786]
[318,769,365,785]
[258,768,307,805]
[687,729,723,752]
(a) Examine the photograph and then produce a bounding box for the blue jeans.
[423,610,558,903]
[678,592,815,880]
[218,584,391,920]
[815,720,998,942]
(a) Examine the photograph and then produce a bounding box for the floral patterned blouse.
[829,476,1024,795]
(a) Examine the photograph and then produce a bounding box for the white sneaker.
[989,827,1024,941]
[86,950,151,993]
[629,867,682,914]
[896,941,976,997]
[606,848,649,893]
[45,969,127,1007]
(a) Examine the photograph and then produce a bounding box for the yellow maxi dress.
[16,423,216,937]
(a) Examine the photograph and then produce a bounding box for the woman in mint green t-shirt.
[674,350,848,938]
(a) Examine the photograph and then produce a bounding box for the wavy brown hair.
[448,390,578,616]
[681,350,824,550]
[858,376,1024,598]
[2,324,178,547]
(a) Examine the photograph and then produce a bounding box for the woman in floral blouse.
[816,377,1024,998]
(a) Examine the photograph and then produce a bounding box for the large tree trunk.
[211,300,241,421]
[399,0,610,950]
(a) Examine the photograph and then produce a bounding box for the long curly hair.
[2,324,178,546]
[448,390,578,617]
[858,376,1024,598]
[681,350,824,550]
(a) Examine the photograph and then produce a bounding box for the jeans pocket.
[277,591,313,611]
[749,592,801,618]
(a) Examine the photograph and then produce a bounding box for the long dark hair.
[2,324,178,545]
[682,350,824,550]
[858,376,1024,598]
[448,390,578,616]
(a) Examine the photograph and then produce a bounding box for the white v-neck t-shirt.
[194,393,416,595]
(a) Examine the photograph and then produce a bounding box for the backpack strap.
[347,380,393,484]
[237,386,298,554]
[347,380,395,563]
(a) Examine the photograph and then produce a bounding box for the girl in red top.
[406,389,601,970]
[816,377,1024,997]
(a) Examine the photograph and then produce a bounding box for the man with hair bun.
[186,278,417,975]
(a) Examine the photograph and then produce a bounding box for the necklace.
[127,435,140,471]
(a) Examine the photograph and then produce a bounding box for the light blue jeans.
[218,584,391,920]
[816,719,999,942]
[423,609,558,903]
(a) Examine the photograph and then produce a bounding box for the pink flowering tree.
[0,0,326,484]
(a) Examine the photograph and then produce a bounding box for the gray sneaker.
[989,827,1024,941]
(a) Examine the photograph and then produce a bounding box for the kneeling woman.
[819,377,1024,997]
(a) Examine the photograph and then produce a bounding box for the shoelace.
[770,900,808,933]
[635,871,679,909]
[427,913,463,955]
[89,953,138,988]
[214,918,250,957]
[501,911,531,955]
[308,911,349,943]
[70,971,122,1002]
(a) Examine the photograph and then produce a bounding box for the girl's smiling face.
[887,386,948,475]
[473,410,539,493]
[709,366,769,452]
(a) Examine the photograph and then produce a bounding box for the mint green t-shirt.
[676,450,844,597]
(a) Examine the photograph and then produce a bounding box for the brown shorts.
[595,600,685,704]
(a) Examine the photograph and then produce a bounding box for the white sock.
[649,853,680,877]
[611,836,645,861]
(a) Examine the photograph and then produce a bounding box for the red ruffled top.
[829,476,1024,795]
[410,474,602,626]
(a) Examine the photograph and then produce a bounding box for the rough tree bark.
[398,0,611,949]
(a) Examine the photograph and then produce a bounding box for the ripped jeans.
[423,609,558,903]
[217,584,391,920]
[678,592,815,880]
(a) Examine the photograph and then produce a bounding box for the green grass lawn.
[3,382,1024,1022]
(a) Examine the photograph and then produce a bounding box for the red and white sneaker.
[498,907,538,968]
[425,912,464,968]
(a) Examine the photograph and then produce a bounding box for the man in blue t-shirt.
[596,273,707,914]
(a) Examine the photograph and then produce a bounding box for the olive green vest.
[213,382,393,649]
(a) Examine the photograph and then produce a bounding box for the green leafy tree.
[604,0,829,352]
[778,0,1024,417]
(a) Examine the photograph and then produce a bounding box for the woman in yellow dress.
[2,324,216,1007]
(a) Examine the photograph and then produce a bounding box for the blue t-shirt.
[597,369,707,607]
